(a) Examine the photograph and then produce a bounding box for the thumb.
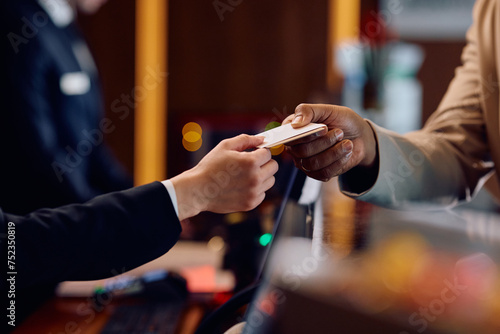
[291,104,345,128]
[281,114,295,125]
[290,103,317,128]
[221,134,265,151]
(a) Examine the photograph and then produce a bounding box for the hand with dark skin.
[282,104,378,183]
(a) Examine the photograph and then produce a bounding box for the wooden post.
[327,0,361,91]
[134,0,168,185]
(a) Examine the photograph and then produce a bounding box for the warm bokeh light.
[182,137,203,152]
[224,212,246,225]
[269,144,285,156]
[207,236,225,252]
[183,131,202,143]
[182,122,202,136]
[182,122,202,151]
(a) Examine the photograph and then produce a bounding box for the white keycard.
[256,123,328,148]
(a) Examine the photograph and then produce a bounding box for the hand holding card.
[256,123,328,148]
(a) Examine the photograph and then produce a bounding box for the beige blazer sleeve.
[339,0,496,208]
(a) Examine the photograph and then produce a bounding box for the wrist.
[170,168,206,221]
[341,120,379,194]
[360,120,378,168]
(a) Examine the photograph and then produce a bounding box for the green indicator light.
[94,286,106,294]
[265,121,281,131]
[259,233,272,247]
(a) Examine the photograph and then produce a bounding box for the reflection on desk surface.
[12,195,500,334]
[56,241,235,297]
[12,241,230,334]
[244,205,500,334]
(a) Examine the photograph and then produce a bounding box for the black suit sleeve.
[1,182,181,290]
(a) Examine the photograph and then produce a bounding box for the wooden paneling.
[77,0,466,178]
[168,0,329,113]
[134,0,168,184]
[78,1,136,175]
[80,1,330,177]
[413,40,466,123]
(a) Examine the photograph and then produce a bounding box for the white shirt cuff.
[161,180,179,219]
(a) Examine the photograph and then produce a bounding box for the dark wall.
[78,0,136,175]
[168,0,329,114]
[79,0,329,177]
[413,41,466,123]
[77,0,466,178]
[167,0,329,176]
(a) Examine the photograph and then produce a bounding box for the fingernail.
[343,140,353,153]
[334,129,343,141]
[292,114,303,124]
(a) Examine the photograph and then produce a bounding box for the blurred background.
[77,0,487,287]
[78,0,476,182]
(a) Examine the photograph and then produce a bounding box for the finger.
[260,159,279,177]
[287,130,346,158]
[287,128,343,149]
[248,192,267,211]
[304,150,356,181]
[291,154,302,170]
[259,175,276,193]
[282,114,295,125]
[291,103,349,129]
[222,134,265,151]
[285,127,329,147]
[298,140,353,172]
[245,147,272,166]
[289,104,313,128]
